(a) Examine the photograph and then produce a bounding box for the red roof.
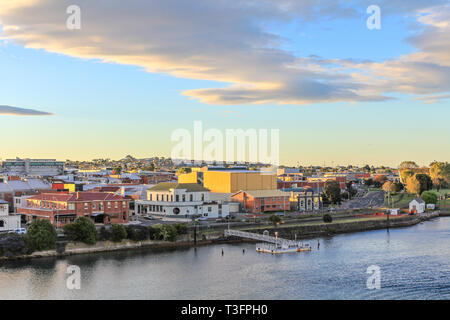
[28,192,126,202]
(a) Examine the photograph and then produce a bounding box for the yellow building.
[178,169,277,193]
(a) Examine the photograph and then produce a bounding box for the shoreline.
[0,211,445,262]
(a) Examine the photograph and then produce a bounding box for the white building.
[1,158,64,176]
[0,201,21,233]
[136,182,230,219]
[409,197,425,214]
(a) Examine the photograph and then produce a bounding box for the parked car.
[143,215,157,220]
[196,216,209,221]
[14,228,27,235]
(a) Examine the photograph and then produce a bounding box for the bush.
[323,214,333,223]
[174,223,188,235]
[64,217,98,245]
[25,219,57,252]
[98,226,112,241]
[111,224,127,242]
[125,225,148,241]
[269,214,281,225]
[150,224,178,242]
[421,191,438,204]
[0,234,28,257]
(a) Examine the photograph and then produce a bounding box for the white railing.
[224,229,300,246]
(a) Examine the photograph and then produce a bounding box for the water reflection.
[1,217,449,300]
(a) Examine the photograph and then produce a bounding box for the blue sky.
[0,1,449,166]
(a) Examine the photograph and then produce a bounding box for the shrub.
[64,217,98,245]
[0,234,28,257]
[269,214,281,225]
[323,214,333,223]
[98,226,112,241]
[174,223,188,235]
[111,224,127,242]
[421,191,438,204]
[125,225,148,241]
[150,224,178,242]
[25,219,57,252]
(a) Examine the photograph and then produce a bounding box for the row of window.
[149,193,205,202]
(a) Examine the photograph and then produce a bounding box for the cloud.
[0,105,53,116]
[0,0,448,105]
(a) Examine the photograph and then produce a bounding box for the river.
[1,217,449,300]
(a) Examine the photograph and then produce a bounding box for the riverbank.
[0,211,444,262]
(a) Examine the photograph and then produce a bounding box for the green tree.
[174,223,188,235]
[111,224,127,242]
[177,167,192,175]
[269,214,281,225]
[0,234,28,257]
[324,180,341,204]
[415,174,433,194]
[399,161,419,171]
[421,191,438,204]
[63,217,98,245]
[430,162,450,191]
[323,214,333,223]
[151,224,178,242]
[25,219,57,252]
[113,166,122,174]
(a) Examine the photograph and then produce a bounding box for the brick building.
[17,192,130,227]
[231,190,290,214]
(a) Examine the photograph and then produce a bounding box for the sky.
[0,0,449,167]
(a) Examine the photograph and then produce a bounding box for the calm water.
[1,217,449,300]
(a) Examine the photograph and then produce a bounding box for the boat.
[256,241,312,254]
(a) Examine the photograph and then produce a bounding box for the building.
[0,178,52,211]
[0,201,21,233]
[17,192,130,227]
[231,189,290,214]
[178,166,277,194]
[409,197,425,214]
[295,189,322,212]
[1,158,64,176]
[135,182,230,219]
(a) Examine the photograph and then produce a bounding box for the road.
[340,190,385,209]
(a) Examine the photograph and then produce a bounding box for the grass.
[384,192,415,208]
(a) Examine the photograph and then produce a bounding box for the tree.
[391,181,403,193]
[324,180,341,204]
[174,223,188,235]
[430,162,450,191]
[400,169,415,184]
[364,178,373,187]
[415,174,433,194]
[0,234,28,257]
[406,175,421,195]
[373,175,388,188]
[269,214,281,225]
[113,166,122,174]
[323,214,333,223]
[25,219,57,252]
[382,181,393,193]
[399,161,419,171]
[346,182,357,198]
[64,217,98,245]
[111,224,127,242]
[421,191,438,204]
[151,224,178,242]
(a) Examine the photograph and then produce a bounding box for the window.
[201,194,205,201]
[122,202,126,208]
[176,195,179,202]
[84,203,88,210]
[182,195,185,202]
[208,207,212,212]
[115,202,118,209]
[92,203,96,209]
[149,194,152,201]
[190,194,193,201]
[69,203,75,210]
[107,202,111,209]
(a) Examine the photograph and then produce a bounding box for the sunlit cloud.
[0,0,448,105]
[0,105,53,116]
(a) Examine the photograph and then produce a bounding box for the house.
[17,192,130,227]
[135,182,230,219]
[0,201,21,233]
[296,189,322,212]
[409,197,425,214]
[231,189,290,214]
